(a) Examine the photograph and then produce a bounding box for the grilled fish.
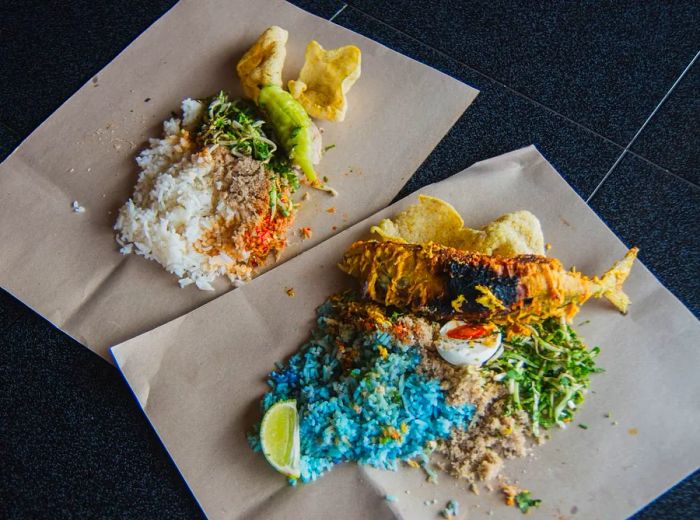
[338,240,638,325]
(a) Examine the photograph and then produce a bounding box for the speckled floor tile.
[347,0,700,145]
[0,0,342,140]
[632,469,700,520]
[335,6,623,201]
[0,0,179,138]
[588,153,700,317]
[0,289,26,334]
[0,128,25,332]
[0,123,20,161]
[288,0,345,19]
[0,312,204,519]
[630,60,700,186]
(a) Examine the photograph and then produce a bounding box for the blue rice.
[249,294,475,483]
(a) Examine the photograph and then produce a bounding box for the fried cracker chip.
[237,26,288,100]
[372,195,464,245]
[371,195,545,256]
[288,40,361,122]
[455,210,545,256]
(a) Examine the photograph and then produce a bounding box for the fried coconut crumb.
[418,336,537,484]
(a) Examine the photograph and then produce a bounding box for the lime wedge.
[260,399,300,479]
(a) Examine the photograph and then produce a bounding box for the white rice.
[114,99,243,291]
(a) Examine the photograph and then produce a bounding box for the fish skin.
[338,241,638,324]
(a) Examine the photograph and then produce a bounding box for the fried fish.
[338,240,638,326]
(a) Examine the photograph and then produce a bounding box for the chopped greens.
[491,317,603,435]
[195,91,300,217]
[198,91,275,160]
[515,491,541,513]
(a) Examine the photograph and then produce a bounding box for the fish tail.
[593,247,638,313]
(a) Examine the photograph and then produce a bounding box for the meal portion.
[249,196,637,512]
[115,27,361,290]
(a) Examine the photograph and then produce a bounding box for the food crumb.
[545,243,552,251]
[144,97,151,102]
[501,484,541,513]
[71,201,86,213]
[302,192,311,201]
[326,207,336,214]
[628,427,638,435]
[404,489,411,495]
[578,423,588,430]
[299,226,312,239]
[384,495,397,503]
[612,421,619,426]
[285,287,295,297]
[440,500,459,519]
[323,176,329,183]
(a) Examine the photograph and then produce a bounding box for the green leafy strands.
[198,91,276,161]
[196,91,300,218]
[490,317,603,436]
[515,491,541,513]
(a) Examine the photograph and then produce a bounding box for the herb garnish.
[491,317,603,435]
[515,491,541,513]
[196,91,300,217]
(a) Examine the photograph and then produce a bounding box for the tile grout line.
[343,3,699,188]
[343,2,631,151]
[329,3,348,22]
[585,50,699,203]
[626,149,699,190]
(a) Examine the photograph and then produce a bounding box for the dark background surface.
[1,0,698,518]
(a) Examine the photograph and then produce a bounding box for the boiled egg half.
[436,320,503,367]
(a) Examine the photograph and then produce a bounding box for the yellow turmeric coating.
[338,240,638,326]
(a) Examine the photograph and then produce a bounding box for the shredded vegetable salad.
[491,318,603,435]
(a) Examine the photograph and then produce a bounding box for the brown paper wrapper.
[0,0,478,360]
[113,146,700,519]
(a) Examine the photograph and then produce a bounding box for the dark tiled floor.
[634,469,700,519]
[0,123,20,160]
[347,0,700,145]
[0,289,24,333]
[0,128,23,331]
[1,1,699,519]
[630,60,700,186]
[0,0,179,138]
[289,0,345,19]
[335,7,624,201]
[0,311,205,519]
[588,153,700,315]
[0,0,340,140]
